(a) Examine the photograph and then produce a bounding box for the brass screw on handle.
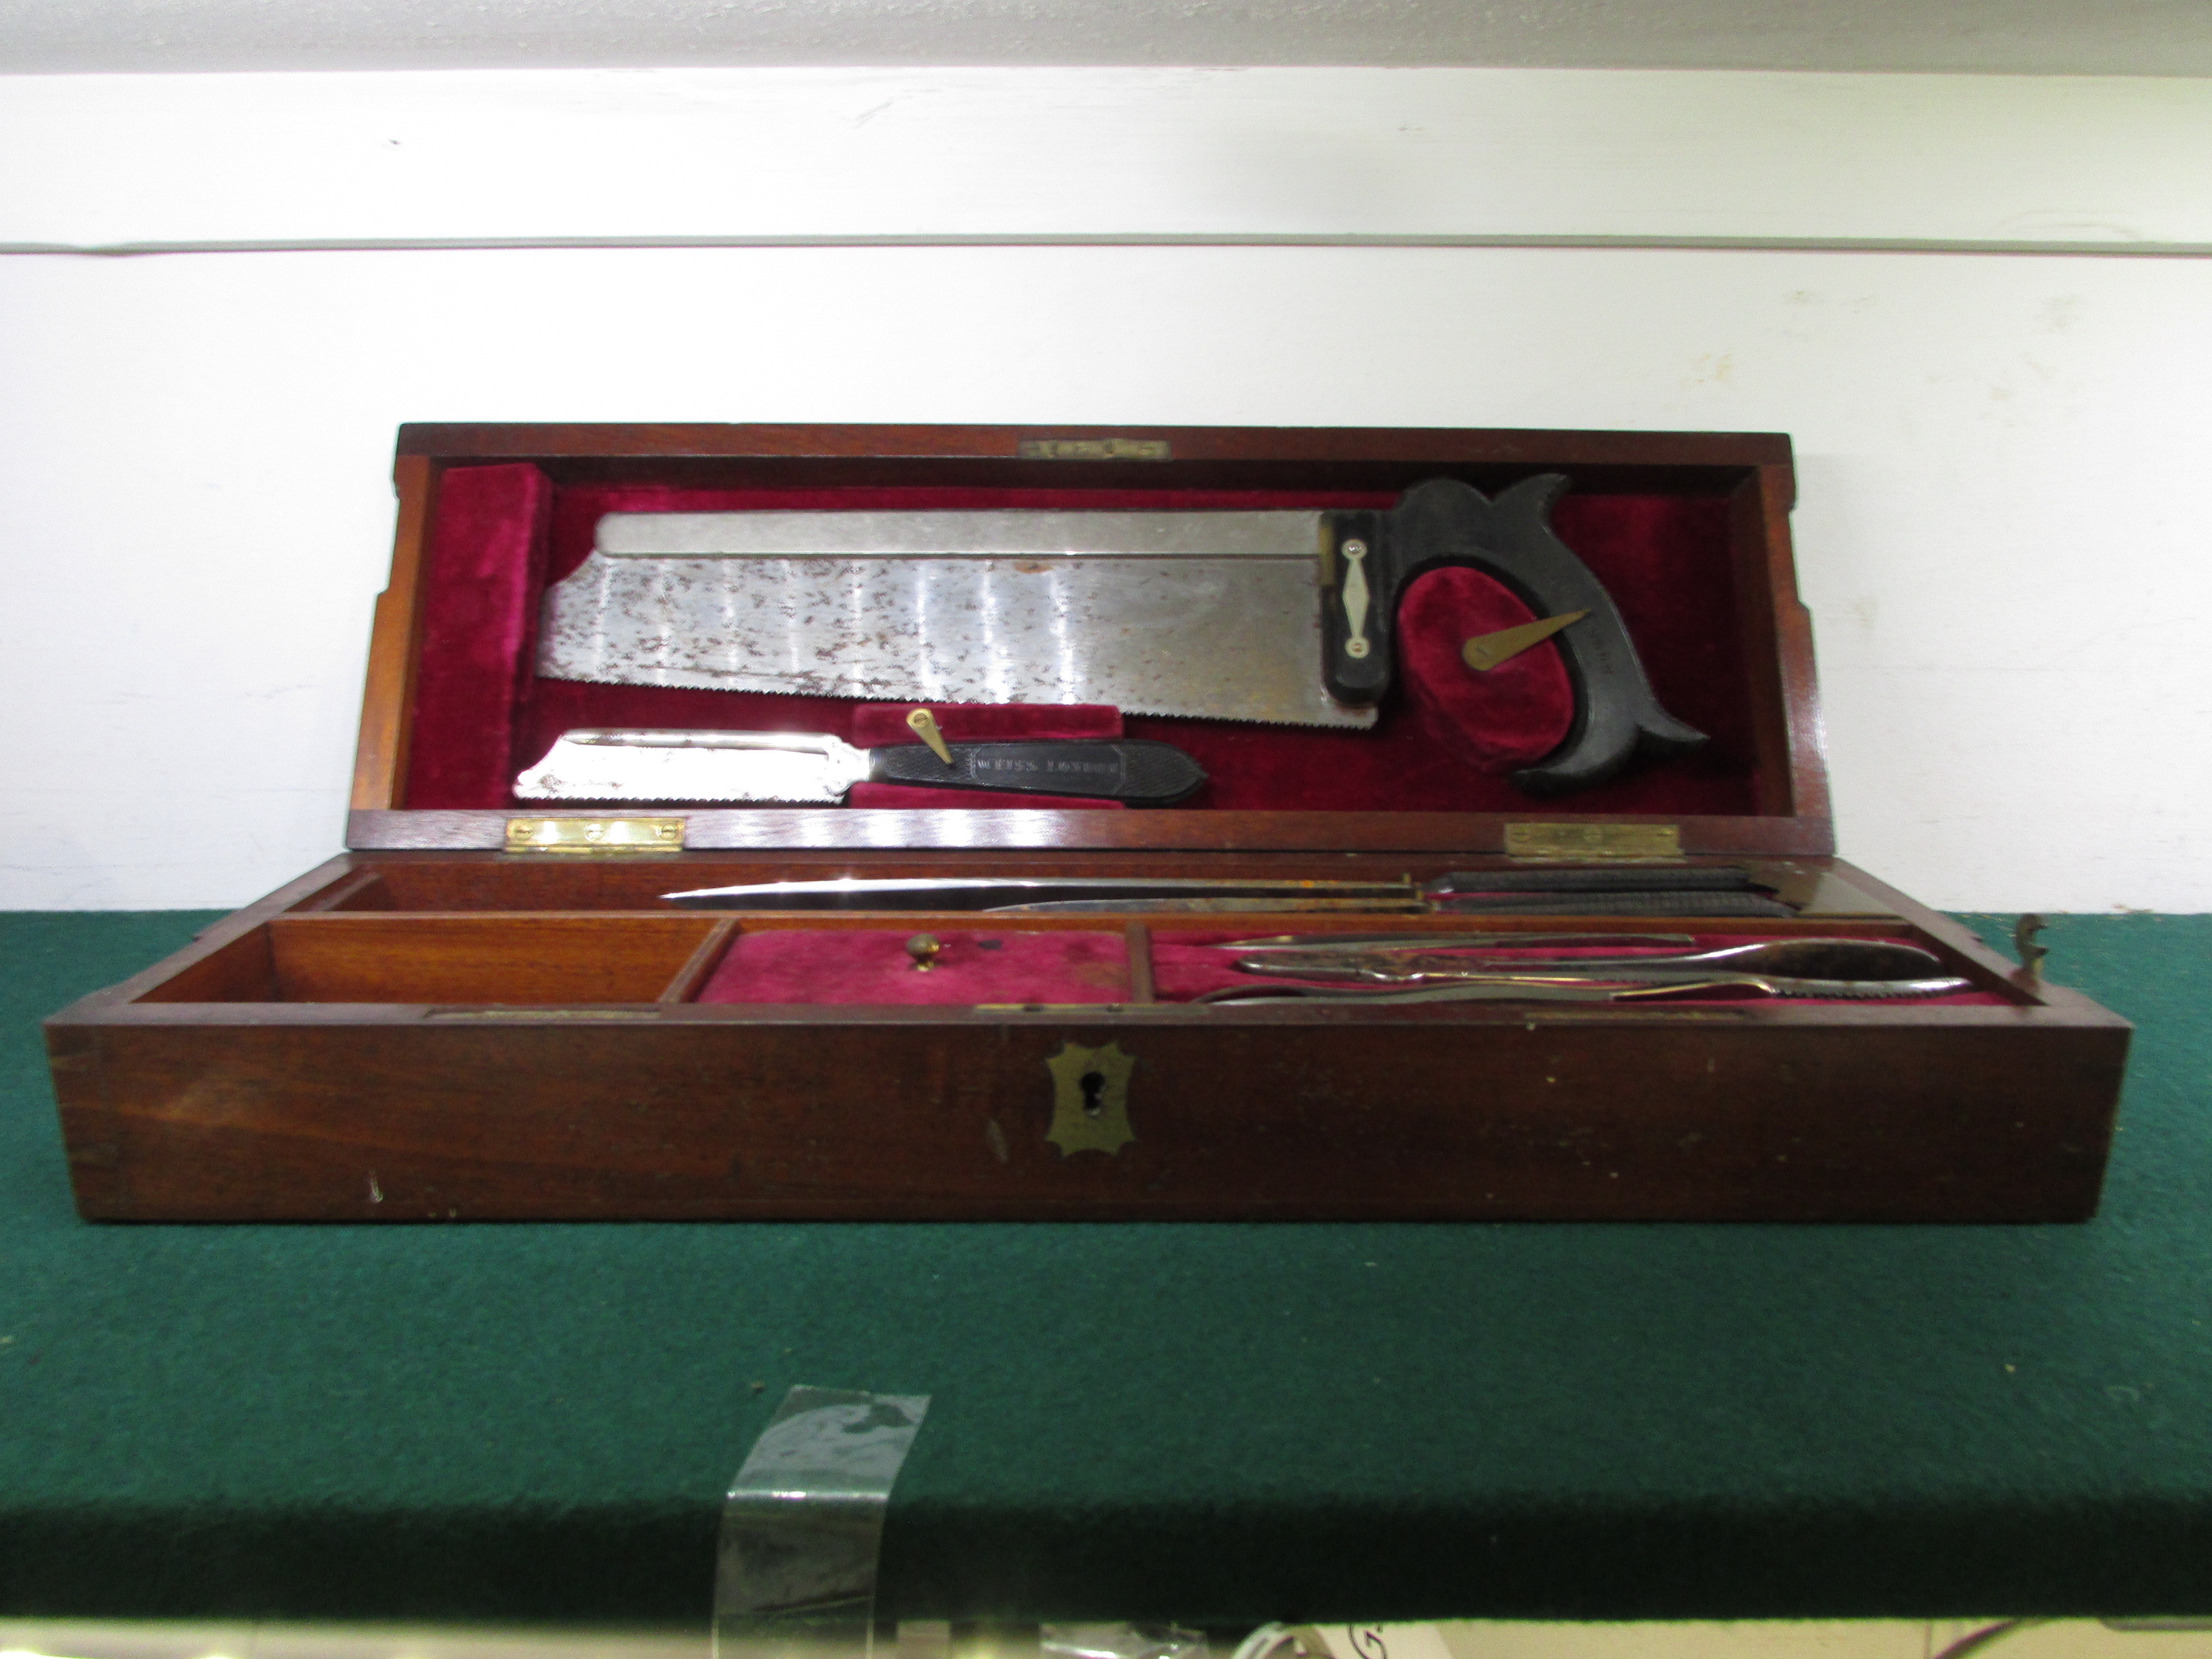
[906,934,944,972]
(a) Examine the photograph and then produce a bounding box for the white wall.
[2,68,2207,911]
[9,69,2212,253]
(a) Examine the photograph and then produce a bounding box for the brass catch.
[1044,1041,1136,1156]
[1505,822,1683,859]
[504,817,687,854]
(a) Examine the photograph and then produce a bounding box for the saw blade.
[537,509,1378,729]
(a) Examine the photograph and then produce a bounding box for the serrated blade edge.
[514,735,853,802]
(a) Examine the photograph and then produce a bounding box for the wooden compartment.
[42,424,2131,1223]
[132,915,735,1005]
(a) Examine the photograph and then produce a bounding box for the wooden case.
[45,424,2129,1222]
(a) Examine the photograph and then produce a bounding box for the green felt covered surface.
[3,911,2210,1626]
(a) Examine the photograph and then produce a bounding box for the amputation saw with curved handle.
[537,475,1706,795]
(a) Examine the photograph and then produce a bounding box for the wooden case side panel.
[351,454,441,812]
[71,1015,2123,1223]
[394,422,1799,472]
[1731,464,1835,840]
[1827,859,2135,1030]
[45,1022,121,1213]
[293,870,396,912]
[347,808,1842,855]
[44,857,360,1019]
[131,928,279,1003]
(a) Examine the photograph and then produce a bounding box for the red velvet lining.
[407,464,552,806]
[1148,933,2009,1007]
[696,928,1131,1005]
[691,928,2005,1007]
[407,469,1761,815]
[1398,568,1574,773]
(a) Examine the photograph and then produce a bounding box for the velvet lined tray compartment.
[47,851,2125,1222]
[169,865,2023,1011]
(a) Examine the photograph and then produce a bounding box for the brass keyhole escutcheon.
[1045,1042,1136,1157]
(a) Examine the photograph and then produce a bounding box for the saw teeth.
[535,670,1377,732]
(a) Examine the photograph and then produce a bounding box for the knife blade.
[661,876,1425,910]
[1194,975,1965,1004]
[1231,941,1952,987]
[658,872,1800,913]
[1211,932,1698,951]
[514,729,1207,805]
[979,897,1434,915]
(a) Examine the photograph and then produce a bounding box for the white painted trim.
[10,237,2212,258]
[5,67,2211,255]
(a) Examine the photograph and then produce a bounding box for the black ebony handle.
[867,739,1208,806]
[1320,476,1708,796]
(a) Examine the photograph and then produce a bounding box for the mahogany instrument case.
[45,424,2129,1223]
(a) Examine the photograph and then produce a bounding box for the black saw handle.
[1321,476,1708,796]
[868,739,1207,806]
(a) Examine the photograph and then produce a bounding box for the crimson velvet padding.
[405,470,1762,814]
[405,464,554,806]
[696,927,1132,1005]
[697,928,2009,1008]
[1397,567,1574,772]
[1147,932,2011,1006]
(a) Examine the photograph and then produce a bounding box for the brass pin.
[1462,609,1589,672]
[906,934,944,972]
[905,707,955,766]
[2013,914,2049,987]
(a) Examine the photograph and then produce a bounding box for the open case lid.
[348,423,1830,856]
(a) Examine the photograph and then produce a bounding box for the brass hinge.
[2013,912,2049,987]
[504,816,687,854]
[1504,822,1682,859]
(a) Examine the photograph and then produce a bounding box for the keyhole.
[1079,1071,1107,1117]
